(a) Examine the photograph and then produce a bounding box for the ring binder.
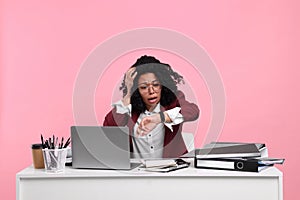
[194,158,268,172]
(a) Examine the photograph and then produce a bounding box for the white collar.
[144,103,161,115]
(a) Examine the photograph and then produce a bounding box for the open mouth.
[148,97,157,104]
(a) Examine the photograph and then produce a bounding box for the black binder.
[194,158,269,172]
[195,144,261,159]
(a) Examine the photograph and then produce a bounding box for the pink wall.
[1,0,300,199]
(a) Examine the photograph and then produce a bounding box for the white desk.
[16,165,283,200]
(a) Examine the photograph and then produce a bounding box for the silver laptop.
[71,126,140,170]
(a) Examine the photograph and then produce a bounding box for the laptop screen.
[71,126,132,169]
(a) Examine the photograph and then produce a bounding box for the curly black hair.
[120,55,184,113]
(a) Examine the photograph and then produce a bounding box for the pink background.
[1,0,299,199]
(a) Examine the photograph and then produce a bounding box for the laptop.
[71,126,140,170]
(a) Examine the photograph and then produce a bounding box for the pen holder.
[42,148,68,173]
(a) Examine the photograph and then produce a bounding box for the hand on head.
[125,67,137,92]
[122,67,137,106]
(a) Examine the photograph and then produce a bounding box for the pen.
[45,140,49,149]
[60,137,64,149]
[41,134,44,148]
[63,137,71,148]
[55,137,58,148]
[49,138,52,149]
[52,135,55,148]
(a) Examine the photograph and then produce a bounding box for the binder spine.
[234,160,258,172]
[194,158,259,172]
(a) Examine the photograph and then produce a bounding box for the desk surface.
[17,165,283,200]
[17,164,282,178]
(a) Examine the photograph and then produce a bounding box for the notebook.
[71,126,140,170]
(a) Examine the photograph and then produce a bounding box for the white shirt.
[113,100,184,158]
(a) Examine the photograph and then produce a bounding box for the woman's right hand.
[122,67,137,106]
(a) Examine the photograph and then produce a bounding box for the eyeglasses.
[138,81,161,93]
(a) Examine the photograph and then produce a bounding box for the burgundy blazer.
[103,91,199,158]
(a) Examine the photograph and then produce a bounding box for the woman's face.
[137,73,162,111]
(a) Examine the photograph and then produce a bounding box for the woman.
[104,55,199,158]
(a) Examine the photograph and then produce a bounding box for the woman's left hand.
[137,114,161,136]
